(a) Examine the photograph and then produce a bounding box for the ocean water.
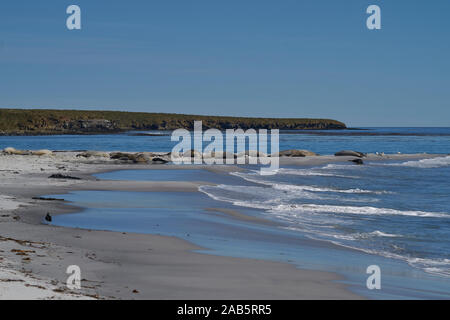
[49,160,450,299]
[90,160,450,280]
[199,157,450,279]
[1,127,450,155]
[4,127,450,298]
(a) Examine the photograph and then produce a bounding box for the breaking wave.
[199,160,450,277]
[388,156,450,168]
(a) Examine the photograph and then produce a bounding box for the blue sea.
[2,127,450,154]
[2,127,449,298]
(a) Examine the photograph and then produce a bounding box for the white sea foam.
[276,168,357,178]
[208,165,450,278]
[302,230,400,242]
[199,184,304,207]
[322,163,364,170]
[326,230,402,240]
[299,231,450,278]
[230,171,387,195]
[368,230,401,238]
[335,231,401,240]
[408,257,450,266]
[200,184,447,219]
[340,244,450,278]
[271,204,448,218]
[387,156,450,168]
[407,258,450,277]
[271,183,388,195]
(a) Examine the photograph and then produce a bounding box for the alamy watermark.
[66,265,81,290]
[66,5,81,30]
[170,121,279,175]
[65,4,381,31]
[366,5,381,30]
[366,265,381,290]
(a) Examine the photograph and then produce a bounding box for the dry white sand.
[0,195,21,211]
[0,252,94,300]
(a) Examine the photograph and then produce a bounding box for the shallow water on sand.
[50,165,450,299]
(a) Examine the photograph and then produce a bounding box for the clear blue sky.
[0,0,449,126]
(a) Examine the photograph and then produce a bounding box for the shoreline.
[0,151,443,299]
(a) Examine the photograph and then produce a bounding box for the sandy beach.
[0,150,441,299]
[1,0,449,303]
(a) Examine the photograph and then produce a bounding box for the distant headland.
[0,109,346,135]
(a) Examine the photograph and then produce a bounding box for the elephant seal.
[335,150,366,158]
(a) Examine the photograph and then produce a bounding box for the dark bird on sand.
[45,213,52,222]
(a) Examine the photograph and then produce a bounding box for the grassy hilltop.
[0,109,346,135]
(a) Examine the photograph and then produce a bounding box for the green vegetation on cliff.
[0,109,346,135]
